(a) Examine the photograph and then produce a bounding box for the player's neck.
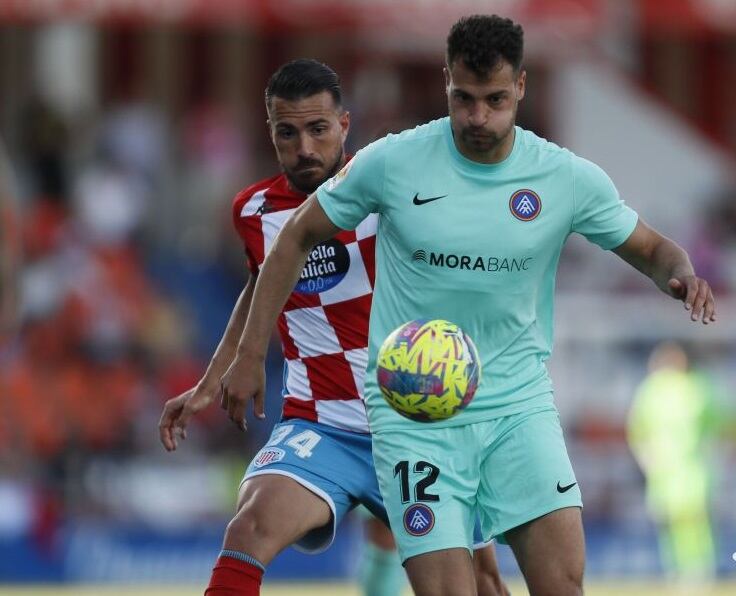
[284,178,309,196]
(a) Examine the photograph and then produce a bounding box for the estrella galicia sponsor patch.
[295,238,350,294]
[253,447,285,468]
[403,503,435,536]
[509,189,542,221]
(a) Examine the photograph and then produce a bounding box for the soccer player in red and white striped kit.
[159,59,508,596]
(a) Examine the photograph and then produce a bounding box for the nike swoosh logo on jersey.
[413,193,448,206]
[557,481,577,493]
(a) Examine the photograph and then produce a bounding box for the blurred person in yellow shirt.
[628,341,718,581]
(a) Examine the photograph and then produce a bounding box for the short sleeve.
[571,156,638,250]
[232,194,260,276]
[316,138,386,231]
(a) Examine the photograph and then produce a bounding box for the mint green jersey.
[317,118,638,430]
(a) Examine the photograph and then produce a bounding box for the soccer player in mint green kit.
[220,15,717,596]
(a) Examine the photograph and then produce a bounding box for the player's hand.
[219,354,267,431]
[158,383,218,452]
[667,275,716,324]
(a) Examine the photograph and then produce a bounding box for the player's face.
[267,91,349,194]
[445,60,525,163]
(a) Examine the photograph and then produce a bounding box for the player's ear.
[516,70,526,101]
[339,110,350,141]
[266,119,277,145]
[443,66,451,94]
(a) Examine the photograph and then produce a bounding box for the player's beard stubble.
[452,98,519,160]
[284,148,345,195]
[460,123,509,153]
[458,108,516,157]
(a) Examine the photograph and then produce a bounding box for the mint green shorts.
[371,404,582,562]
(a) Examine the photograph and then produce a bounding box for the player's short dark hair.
[446,15,524,77]
[265,59,342,109]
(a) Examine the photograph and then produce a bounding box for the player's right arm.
[219,196,342,430]
[158,273,257,451]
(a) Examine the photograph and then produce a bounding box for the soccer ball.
[376,319,481,422]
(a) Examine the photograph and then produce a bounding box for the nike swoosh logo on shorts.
[413,193,448,206]
[557,481,577,493]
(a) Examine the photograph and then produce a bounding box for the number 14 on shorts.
[394,460,440,503]
[266,424,322,458]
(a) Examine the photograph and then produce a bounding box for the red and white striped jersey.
[232,172,377,434]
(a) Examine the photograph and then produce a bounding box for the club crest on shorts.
[509,189,541,221]
[253,447,285,468]
[403,504,435,536]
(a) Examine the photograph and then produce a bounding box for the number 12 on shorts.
[394,460,440,503]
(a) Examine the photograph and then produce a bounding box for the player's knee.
[227,509,269,541]
[224,507,280,557]
[528,569,583,596]
[475,569,507,596]
[544,580,582,596]
[561,564,584,593]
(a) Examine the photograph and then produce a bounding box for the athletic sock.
[359,542,406,596]
[205,550,265,596]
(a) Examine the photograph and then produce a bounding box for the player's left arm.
[219,196,343,429]
[612,219,716,324]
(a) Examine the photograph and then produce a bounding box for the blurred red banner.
[2,1,733,35]
[640,0,736,34]
[0,0,603,32]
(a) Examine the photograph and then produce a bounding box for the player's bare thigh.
[223,474,332,565]
[404,547,477,596]
[504,506,584,596]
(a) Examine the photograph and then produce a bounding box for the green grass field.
[2,582,736,596]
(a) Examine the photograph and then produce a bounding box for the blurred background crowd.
[0,0,735,588]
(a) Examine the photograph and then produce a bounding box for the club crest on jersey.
[253,447,285,468]
[403,504,435,536]
[325,160,354,191]
[509,189,541,221]
[254,199,274,216]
